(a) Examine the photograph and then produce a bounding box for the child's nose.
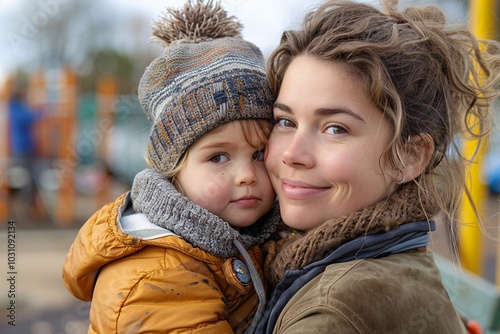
[235,162,258,185]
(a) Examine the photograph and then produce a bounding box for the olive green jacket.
[272,251,465,334]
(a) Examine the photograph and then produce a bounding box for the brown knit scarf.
[264,182,440,287]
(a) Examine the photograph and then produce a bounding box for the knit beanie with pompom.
[138,0,274,173]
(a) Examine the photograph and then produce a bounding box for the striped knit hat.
[138,0,274,173]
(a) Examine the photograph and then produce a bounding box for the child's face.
[176,121,275,228]
[265,55,397,231]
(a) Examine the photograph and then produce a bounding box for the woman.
[257,0,500,333]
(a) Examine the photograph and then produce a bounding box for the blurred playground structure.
[0,68,149,227]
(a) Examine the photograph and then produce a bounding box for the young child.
[256,0,500,333]
[62,1,279,333]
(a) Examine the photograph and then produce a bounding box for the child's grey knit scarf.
[130,169,280,258]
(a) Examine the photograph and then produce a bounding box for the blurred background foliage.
[4,0,161,94]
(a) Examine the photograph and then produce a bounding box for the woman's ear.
[403,133,434,181]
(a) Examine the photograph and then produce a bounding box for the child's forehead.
[192,119,269,149]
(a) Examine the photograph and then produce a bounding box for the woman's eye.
[209,154,229,163]
[252,149,265,161]
[276,117,296,128]
[325,124,347,135]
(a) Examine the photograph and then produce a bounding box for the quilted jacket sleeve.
[62,193,145,301]
[89,247,235,334]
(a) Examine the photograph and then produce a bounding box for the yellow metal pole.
[459,0,497,275]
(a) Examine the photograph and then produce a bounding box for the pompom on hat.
[139,0,274,173]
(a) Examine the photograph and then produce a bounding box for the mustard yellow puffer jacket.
[63,193,274,334]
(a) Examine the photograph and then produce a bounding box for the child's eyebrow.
[197,141,233,150]
[198,144,228,150]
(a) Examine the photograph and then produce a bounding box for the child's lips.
[231,196,260,207]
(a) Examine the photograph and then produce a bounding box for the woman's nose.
[281,132,315,168]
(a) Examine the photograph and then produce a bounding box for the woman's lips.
[280,179,328,200]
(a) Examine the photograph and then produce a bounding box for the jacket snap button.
[232,258,251,285]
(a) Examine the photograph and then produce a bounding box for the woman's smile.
[280,178,329,200]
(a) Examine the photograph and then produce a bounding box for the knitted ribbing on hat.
[131,169,281,258]
[138,0,273,173]
[264,182,440,287]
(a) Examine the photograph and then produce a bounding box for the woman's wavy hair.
[267,0,500,236]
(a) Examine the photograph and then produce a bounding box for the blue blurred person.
[8,84,43,219]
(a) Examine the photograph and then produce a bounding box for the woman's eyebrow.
[273,102,292,113]
[314,107,366,123]
[274,102,366,124]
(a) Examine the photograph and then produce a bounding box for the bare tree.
[3,0,118,71]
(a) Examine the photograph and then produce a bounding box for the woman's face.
[265,56,397,231]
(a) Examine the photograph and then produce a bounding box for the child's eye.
[252,149,265,161]
[275,117,296,128]
[209,154,229,163]
[324,124,347,135]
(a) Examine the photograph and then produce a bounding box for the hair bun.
[404,5,446,25]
